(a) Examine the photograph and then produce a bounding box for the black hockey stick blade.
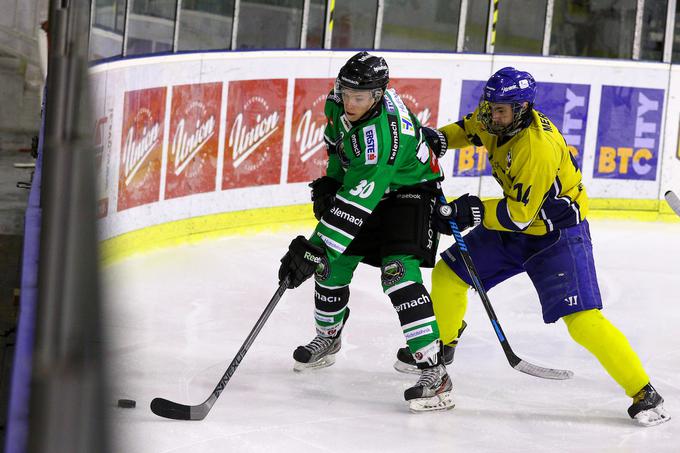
[150,398,209,420]
[665,190,680,216]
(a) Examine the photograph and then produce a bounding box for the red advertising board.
[118,87,166,211]
[222,79,287,189]
[166,82,222,199]
[389,78,441,127]
[288,78,334,183]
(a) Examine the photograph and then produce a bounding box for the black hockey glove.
[278,236,325,289]
[420,126,448,158]
[434,194,484,234]
[309,176,342,220]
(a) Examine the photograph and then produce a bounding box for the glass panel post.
[323,0,334,49]
[632,0,645,59]
[300,0,311,48]
[485,0,496,53]
[457,0,469,52]
[172,0,182,52]
[122,0,130,56]
[231,0,241,50]
[542,0,554,56]
[373,0,384,49]
[663,0,677,62]
[639,0,669,61]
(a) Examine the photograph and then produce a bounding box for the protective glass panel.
[177,0,235,51]
[237,0,304,49]
[639,0,668,61]
[550,0,637,59]
[331,0,378,48]
[89,0,126,59]
[672,1,680,62]
[126,0,176,56]
[494,0,545,55]
[304,0,326,48]
[380,0,459,51]
[462,0,488,52]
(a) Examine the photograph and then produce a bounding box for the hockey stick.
[665,191,680,217]
[442,197,573,380]
[150,278,290,420]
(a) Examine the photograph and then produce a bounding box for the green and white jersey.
[311,88,443,262]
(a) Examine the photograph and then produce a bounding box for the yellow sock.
[563,309,649,397]
[431,260,468,345]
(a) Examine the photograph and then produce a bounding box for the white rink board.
[89,51,680,241]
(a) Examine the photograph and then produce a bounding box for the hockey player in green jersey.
[395,67,670,426]
[278,51,453,412]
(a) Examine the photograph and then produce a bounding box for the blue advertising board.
[453,80,590,177]
[593,86,663,180]
[536,83,589,169]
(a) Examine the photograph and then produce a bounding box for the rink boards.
[88,51,680,260]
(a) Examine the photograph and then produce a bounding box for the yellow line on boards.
[100,198,678,265]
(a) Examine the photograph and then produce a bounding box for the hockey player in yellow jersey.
[394,67,670,426]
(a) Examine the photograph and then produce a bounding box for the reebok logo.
[397,193,421,200]
[304,251,321,263]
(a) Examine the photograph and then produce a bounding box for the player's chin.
[345,113,359,121]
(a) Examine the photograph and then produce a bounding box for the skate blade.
[393,360,421,375]
[634,405,671,427]
[293,353,336,372]
[408,392,455,413]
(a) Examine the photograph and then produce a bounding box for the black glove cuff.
[421,127,448,158]
[309,176,342,201]
[433,129,448,158]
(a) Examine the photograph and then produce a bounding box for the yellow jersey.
[440,108,588,235]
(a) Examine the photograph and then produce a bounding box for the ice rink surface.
[102,219,680,453]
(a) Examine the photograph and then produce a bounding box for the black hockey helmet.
[335,52,389,99]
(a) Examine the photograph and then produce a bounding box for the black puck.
[117,399,136,408]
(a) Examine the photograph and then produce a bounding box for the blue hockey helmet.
[478,67,536,136]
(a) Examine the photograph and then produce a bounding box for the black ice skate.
[628,383,671,427]
[394,320,467,374]
[404,363,454,412]
[293,309,349,372]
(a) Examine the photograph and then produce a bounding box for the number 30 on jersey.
[349,179,375,198]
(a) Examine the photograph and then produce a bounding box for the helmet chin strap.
[481,102,532,137]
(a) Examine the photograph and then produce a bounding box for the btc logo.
[597,147,653,176]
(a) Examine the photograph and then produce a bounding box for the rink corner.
[99,204,316,266]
